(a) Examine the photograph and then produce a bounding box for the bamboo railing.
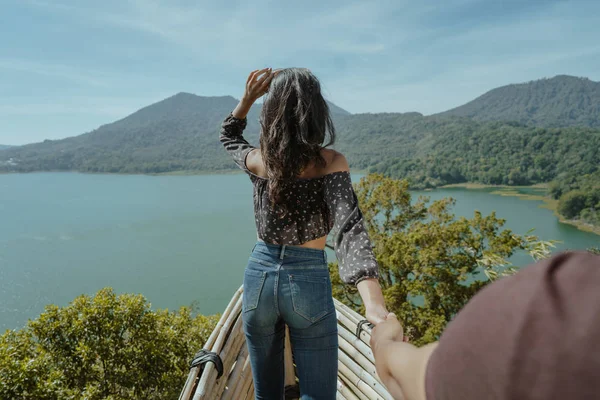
[179,286,394,400]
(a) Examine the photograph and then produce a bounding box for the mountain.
[438,75,600,128]
[2,91,598,187]
[2,78,599,229]
[0,93,349,174]
[1,84,598,227]
[0,145,13,151]
[327,101,352,116]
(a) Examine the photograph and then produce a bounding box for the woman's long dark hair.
[260,68,336,216]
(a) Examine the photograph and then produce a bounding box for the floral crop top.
[219,113,379,285]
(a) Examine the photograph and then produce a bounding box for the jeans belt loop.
[280,245,286,260]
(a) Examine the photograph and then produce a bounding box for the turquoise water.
[0,173,598,331]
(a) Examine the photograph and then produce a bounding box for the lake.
[1,173,598,332]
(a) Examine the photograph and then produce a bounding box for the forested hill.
[438,75,600,128]
[2,75,599,175]
[1,81,598,227]
[0,93,349,173]
[334,114,600,187]
[2,97,598,190]
[0,145,13,151]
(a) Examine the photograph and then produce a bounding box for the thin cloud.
[0,94,173,116]
[3,0,600,144]
[0,103,128,116]
[0,58,110,87]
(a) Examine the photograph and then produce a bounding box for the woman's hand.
[365,303,392,325]
[370,313,404,349]
[356,278,391,325]
[242,68,277,103]
[232,68,278,119]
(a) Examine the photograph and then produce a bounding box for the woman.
[219,67,389,399]
[370,251,600,400]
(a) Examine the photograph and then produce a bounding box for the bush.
[0,288,218,400]
[330,174,554,346]
[558,190,588,219]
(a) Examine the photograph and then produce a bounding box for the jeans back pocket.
[289,274,333,323]
[243,269,266,312]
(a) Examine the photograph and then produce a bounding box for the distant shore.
[0,168,369,177]
[441,182,549,190]
[2,170,598,236]
[441,183,600,236]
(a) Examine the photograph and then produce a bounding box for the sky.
[1,0,599,145]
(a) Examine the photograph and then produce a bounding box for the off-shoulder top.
[219,113,379,285]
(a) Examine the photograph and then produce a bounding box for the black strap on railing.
[285,384,300,399]
[190,349,224,378]
[356,319,373,338]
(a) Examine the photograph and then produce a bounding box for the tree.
[0,288,218,400]
[558,190,588,219]
[329,174,554,346]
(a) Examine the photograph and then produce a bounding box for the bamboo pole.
[337,322,375,364]
[228,350,253,400]
[335,308,372,348]
[338,370,370,400]
[209,319,246,400]
[180,287,243,400]
[338,333,380,386]
[193,293,243,400]
[244,380,254,400]
[334,299,362,322]
[220,343,249,400]
[284,325,296,387]
[206,309,245,399]
[179,370,199,400]
[240,372,253,400]
[179,287,243,400]
[337,378,361,400]
[338,350,392,400]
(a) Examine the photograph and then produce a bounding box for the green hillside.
[438,75,600,128]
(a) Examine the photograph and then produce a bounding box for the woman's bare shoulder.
[321,149,350,174]
[246,149,266,177]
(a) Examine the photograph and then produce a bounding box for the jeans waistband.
[254,240,327,262]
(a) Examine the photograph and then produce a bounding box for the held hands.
[369,313,409,351]
[370,313,403,345]
[365,303,392,325]
[242,68,279,104]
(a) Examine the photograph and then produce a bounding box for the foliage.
[558,190,589,219]
[1,81,599,229]
[0,288,218,400]
[438,75,600,128]
[551,171,600,225]
[0,94,346,175]
[361,121,600,189]
[329,174,554,346]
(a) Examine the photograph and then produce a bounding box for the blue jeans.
[242,241,338,400]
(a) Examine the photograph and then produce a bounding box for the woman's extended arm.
[357,278,390,324]
[371,314,438,400]
[220,68,276,172]
[324,153,389,324]
[232,67,276,119]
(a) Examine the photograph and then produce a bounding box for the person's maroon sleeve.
[425,251,600,400]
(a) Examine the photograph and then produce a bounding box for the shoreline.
[441,183,600,236]
[3,171,597,236]
[0,169,240,177]
[0,168,370,177]
[441,182,549,190]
